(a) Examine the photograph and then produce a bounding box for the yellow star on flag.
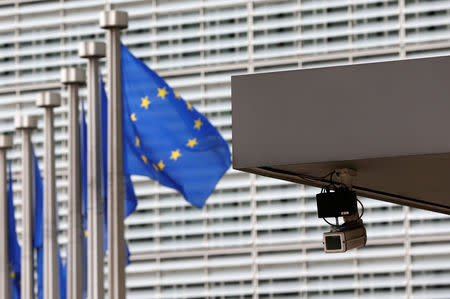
[158,160,165,170]
[174,91,180,99]
[135,136,140,147]
[152,163,159,172]
[170,149,182,161]
[140,96,151,109]
[11,271,15,279]
[141,155,148,164]
[157,86,168,99]
[187,138,198,148]
[131,113,137,122]
[194,118,203,130]
[186,102,193,111]
[84,230,88,237]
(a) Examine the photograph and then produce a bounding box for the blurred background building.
[1,0,450,298]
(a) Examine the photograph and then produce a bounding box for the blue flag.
[80,102,88,298]
[7,163,20,299]
[33,149,44,299]
[100,78,137,263]
[101,79,108,253]
[121,44,230,208]
[32,149,66,299]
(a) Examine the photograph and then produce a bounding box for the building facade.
[1,0,450,298]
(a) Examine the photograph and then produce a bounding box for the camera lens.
[325,235,342,250]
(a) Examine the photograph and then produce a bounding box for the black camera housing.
[316,188,358,218]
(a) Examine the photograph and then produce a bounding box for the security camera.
[315,169,367,253]
[323,219,367,253]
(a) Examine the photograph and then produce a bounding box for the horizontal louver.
[1,0,450,298]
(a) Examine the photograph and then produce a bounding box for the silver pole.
[36,92,61,299]
[79,41,106,299]
[100,10,128,299]
[61,67,86,299]
[0,134,13,299]
[15,115,37,299]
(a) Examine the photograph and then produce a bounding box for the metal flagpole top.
[36,92,61,108]
[0,134,13,149]
[79,41,106,58]
[100,8,128,299]
[99,10,128,29]
[17,113,36,299]
[39,90,60,299]
[61,67,86,85]
[15,115,37,130]
[81,38,106,299]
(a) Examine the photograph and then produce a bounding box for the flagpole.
[15,115,37,299]
[61,67,86,299]
[0,134,13,299]
[36,92,61,299]
[99,10,128,299]
[79,41,106,299]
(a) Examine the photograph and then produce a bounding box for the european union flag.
[121,45,231,208]
[100,78,137,263]
[80,102,88,298]
[33,148,44,299]
[101,78,108,253]
[7,163,20,299]
[58,252,66,299]
[32,149,66,299]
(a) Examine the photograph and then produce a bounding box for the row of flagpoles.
[0,9,231,299]
[0,10,123,299]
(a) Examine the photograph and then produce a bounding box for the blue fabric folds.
[120,44,230,208]
[33,150,66,299]
[100,78,137,264]
[7,163,21,299]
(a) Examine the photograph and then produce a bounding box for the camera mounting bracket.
[335,168,358,222]
[335,168,357,189]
